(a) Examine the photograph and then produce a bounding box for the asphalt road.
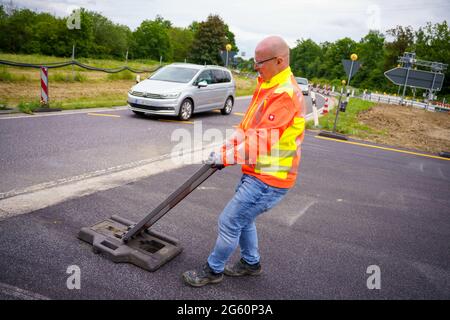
[1,94,449,300]
[0,95,319,195]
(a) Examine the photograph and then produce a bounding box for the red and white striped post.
[323,97,329,114]
[40,66,49,106]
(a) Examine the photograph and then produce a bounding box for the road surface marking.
[315,136,450,161]
[0,282,50,300]
[287,198,316,226]
[0,143,221,219]
[233,112,245,116]
[0,107,128,119]
[157,119,194,124]
[87,113,121,118]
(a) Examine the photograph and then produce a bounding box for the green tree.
[88,12,130,58]
[290,38,323,78]
[2,8,39,53]
[322,37,358,80]
[189,14,230,65]
[384,25,414,70]
[169,27,194,62]
[413,21,450,95]
[352,30,387,90]
[131,16,173,61]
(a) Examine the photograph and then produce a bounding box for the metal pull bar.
[122,164,218,242]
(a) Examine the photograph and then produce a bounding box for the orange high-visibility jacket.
[221,67,306,189]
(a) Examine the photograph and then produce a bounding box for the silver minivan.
[295,77,309,96]
[127,63,236,120]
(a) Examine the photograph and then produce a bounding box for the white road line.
[287,198,316,226]
[0,282,51,300]
[0,106,129,120]
[0,143,221,220]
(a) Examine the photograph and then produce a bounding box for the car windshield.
[296,78,308,85]
[149,66,199,83]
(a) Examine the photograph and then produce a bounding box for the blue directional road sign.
[342,59,361,78]
[384,67,444,91]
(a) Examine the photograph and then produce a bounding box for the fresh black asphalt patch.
[1,134,449,299]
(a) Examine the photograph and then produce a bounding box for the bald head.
[254,36,290,80]
[255,36,290,65]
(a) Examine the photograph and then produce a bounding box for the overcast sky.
[4,0,450,58]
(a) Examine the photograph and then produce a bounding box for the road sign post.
[332,85,344,133]
[335,54,358,133]
[319,54,359,141]
[400,67,410,105]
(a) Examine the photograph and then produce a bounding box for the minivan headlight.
[160,92,181,99]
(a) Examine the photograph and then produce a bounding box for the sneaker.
[182,263,223,287]
[224,258,262,276]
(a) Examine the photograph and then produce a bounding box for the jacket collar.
[258,67,293,89]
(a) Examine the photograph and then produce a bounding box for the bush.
[17,101,41,114]
[107,70,135,80]
[17,100,62,114]
[50,72,87,82]
[0,67,13,81]
[0,98,10,110]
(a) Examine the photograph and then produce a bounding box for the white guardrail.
[362,93,435,110]
[310,85,449,113]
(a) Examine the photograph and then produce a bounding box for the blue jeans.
[207,174,289,273]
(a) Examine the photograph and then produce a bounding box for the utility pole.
[71,44,75,81]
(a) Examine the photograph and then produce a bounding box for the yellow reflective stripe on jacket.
[254,165,291,179]
[242,86,263,129]
[254,117,305,179]
[256,154,294,168]
[273,83,294,98]
[272,117,305,151]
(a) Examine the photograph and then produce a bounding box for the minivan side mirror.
[197,81,208,88]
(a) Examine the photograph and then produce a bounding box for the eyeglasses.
[254,56,277,67]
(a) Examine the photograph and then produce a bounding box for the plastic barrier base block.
[439,151,450,159]
[317,131,348,141]
[34,107,62,112]
[78,215,182,272]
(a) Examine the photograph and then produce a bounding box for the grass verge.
[307,98,387,139]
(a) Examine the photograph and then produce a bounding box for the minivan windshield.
[149,66,200,83]
[296,78,308,85]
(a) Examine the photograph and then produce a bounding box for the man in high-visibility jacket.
[183,35,306,287]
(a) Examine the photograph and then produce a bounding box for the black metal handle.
[122,164,218,242]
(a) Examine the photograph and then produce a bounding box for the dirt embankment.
[0,80,135,103]
[357,103,450,154]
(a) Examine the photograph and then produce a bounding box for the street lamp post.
[347,53,358,87]
[332,53,358,133]
[225,44,232,67]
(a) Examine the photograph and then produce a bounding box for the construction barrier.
[40,67,48,105]
[323,97,329,114]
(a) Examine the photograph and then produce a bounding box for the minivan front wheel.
[179,99,193,121]
[221,96,234,115]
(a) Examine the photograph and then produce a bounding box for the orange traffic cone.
[323,97,329,114]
